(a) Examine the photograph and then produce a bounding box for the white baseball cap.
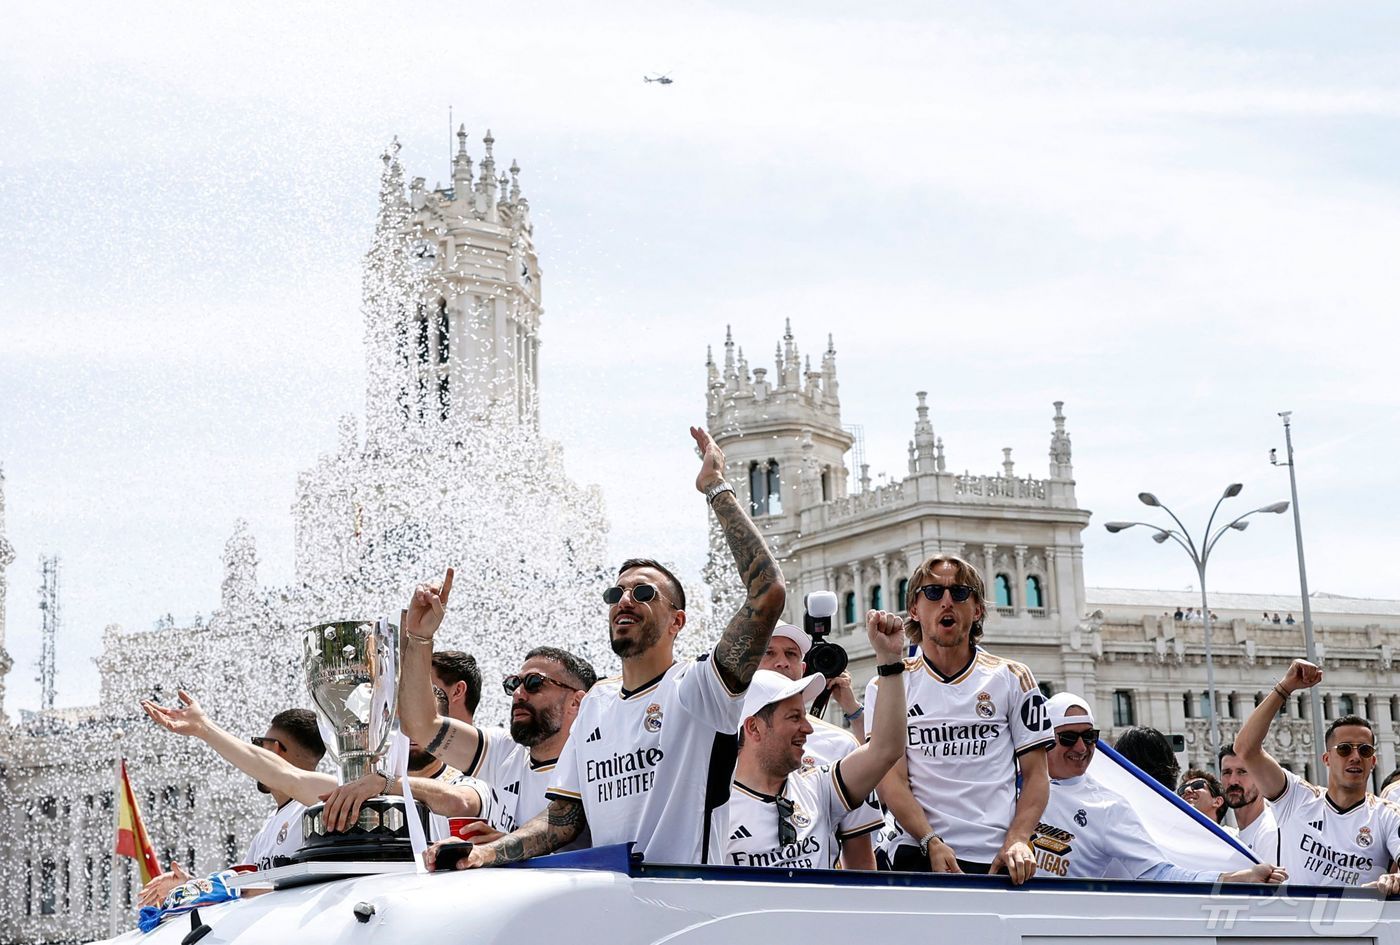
[769,624,811,659]
[1046,692,1096,730]
[742,669,827,723]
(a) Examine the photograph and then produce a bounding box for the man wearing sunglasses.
[722,611,907,870]
[1030,693,1283,884]
[395,629,596,847]
[431,426,786,870]
[868,555,1052,883]
[1177,770,1234,835]
[1235,659,1400,891]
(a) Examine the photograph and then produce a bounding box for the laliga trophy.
[291,617,426,862]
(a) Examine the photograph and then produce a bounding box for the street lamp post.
[1106,486,1290,769]
[1271,411,1326,770]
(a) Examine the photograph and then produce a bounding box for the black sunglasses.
[503,672,580,696]
[1056,729,1099,748]
[602,583,673,606]
[1179,779,1210,795]
[251,736,284,751]
[914,584,975,603]
[775,794,798,847]
[1333,742,1376,759]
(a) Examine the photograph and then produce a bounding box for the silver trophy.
[293,617,425,861]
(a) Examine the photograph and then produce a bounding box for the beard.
[510,702,563,747]
[1224,786,1256,808]
[408,749,438,771]
[610,617,663,659]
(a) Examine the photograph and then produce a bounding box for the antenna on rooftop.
[37,555,59,711]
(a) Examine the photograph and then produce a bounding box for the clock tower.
[365,128,542,435]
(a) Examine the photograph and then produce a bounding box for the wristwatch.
[876,662,905,677]
[918,830,941,857]
[705,481,735,505]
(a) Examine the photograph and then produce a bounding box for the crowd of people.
[137,425,1400,907]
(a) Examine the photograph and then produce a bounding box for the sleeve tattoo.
[482,797,586,866]
[710,490,786,691]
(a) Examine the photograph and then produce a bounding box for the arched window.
[821,466,832,502]
[1339,694,1355,717]
[748,462,768,516]
[870,585,883,610]
[767,461,782,515]
[897,578,909,611]
[994,574,1012,608]
[843,591,856,626]
[1025,575,1044,609]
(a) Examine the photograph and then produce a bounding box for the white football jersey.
[800,717,884,843]
[1033,774,1215,882]
[865,647,1053,863]
[1237,805,1280,864]
[549,653,743,864]
[425,763,472,841]
[243,799,306,870]
[465,726,589,850]
[721,763,864,869]
[1269,770,1400,886]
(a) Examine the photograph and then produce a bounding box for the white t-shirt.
[800,717,884,844]
[865,647,1053,863]
[721,763,864,869]
[464,726,589,850]
[1236,804,1280,864]
[243,799,306,870]
[549,653,743,864]
[1033,774,1215,882]
[1269,770,1400,886]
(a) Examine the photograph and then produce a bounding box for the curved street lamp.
[1105,484,1290,768]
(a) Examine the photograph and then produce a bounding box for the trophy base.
[288,796,429,863]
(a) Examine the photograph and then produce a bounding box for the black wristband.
[876,662,905,677]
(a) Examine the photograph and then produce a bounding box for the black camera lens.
[806,640,848,679]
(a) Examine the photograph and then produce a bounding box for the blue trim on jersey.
[1094,740,1259,863]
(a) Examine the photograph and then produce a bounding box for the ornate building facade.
[705,324,1400,791]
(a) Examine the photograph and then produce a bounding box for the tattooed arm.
[428,796,588,870]
[692,426,787,694]
[399,569,482,772]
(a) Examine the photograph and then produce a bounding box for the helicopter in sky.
[643,73,673,85]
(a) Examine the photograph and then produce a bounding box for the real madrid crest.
[976,691,996,719]
[1074,808,1088,827]
[792,804,812,828]
[800,755,816,770]
[1357,826,1374,847]
[277,821,290,844]
[645,703,664,733]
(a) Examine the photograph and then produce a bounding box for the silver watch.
[704,481,735,505]
[918,831,941,856]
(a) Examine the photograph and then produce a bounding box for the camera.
[803,590,848,679]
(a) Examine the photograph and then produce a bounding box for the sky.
[3,2,1398,712]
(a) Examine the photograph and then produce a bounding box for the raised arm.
[1234,659,1319,800]
[142,691,333,807]
[693,426,787,693]
[428,795,587,870]
[834,612,907,801]
[400,568,482,771]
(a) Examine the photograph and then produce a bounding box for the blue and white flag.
[1089,741,1258,873]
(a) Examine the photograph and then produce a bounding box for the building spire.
[453,124,473,193]
[1049,400,1073,478]
[509,159,522,203]
[912,391,936,471]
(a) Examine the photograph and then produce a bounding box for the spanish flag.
[115,758,161,885]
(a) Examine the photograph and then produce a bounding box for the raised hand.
[141,690,210,739]
[690,426,725,493]
[990,838,1037,885]
[405,568,455,641]
[866,610,907,663]
[1280,659,1322,694]
[824,671,860,715]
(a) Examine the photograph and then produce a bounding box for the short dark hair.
[525,646,597,691]
[1218,745,1238,765]
[269,708,325,760]
[432,686,450,714]
[737,702,780,749]
[1380,767,1400,794]
[1113,726,1180,790]
[617,558,686,611]
[1180,768,1227,823]
[1325,715,1375,747]
[432,650,482,713]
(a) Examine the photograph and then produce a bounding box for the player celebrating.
[722,611,907,870]
[868,555,1052,883]
[430,425,785,868]
[1234,659,1400,892]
